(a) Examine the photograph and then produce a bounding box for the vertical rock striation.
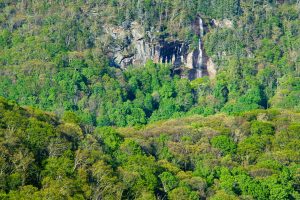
[103,16,217,80]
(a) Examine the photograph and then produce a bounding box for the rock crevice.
[103,16,217,79]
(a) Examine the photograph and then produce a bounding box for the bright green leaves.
[168,186,199,200]
[221,85,265,115]
[42,156,73,179]
[211,135,237,155]
[271,76,300,110]
[250,121,275,135]
[62,111,81,124]
[1,98,300,199]
[238,134,271,165]
[94,127,123,152]
[159,172,179,193]
[120,155,159,192]
[257,39,282,63]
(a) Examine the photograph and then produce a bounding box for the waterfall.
[196,17,204,78]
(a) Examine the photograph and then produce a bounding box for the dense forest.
[1,97,300,199]
[0,0,300,199]
[0,0,299,126]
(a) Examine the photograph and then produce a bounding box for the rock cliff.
[103,16,217,79]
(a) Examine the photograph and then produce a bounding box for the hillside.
[0,1,300,199]
[0,97,300,199]
[0,1,299,127]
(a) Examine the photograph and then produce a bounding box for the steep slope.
[0,1,299,125]
[1,1,300,127]
[0,1,300,199]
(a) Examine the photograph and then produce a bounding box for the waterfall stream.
[196,17,204,78]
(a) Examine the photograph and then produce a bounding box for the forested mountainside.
[0,97,300,199]
[0,0,299,127]
[0,1,300,199]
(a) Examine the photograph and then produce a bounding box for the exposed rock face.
[103,16,216,79]
[207,58,217,78]
[211,19,234,29]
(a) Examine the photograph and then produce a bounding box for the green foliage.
[238,134,271,164]
[0,1,300,199]
[94,127,123,152]
[0,1,299,127]
[159,172,179,193]
[211,135,237,155]
[210,190,238,200]
[250,121,275,135]
[271,76,300,110]
[62,111,81,124]
[0,98,300,199]
[168,186,199,200]
[42,156,73,179]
